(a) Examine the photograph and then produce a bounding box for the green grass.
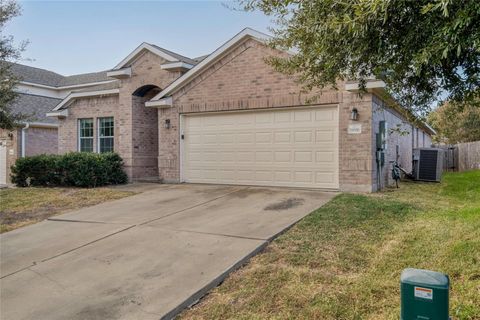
[0,187,135,233]
[180,171,480,320]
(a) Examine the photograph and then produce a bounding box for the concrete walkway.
[0,184,336,320]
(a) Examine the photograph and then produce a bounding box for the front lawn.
[0,187,135,233]
[180,171,480,320]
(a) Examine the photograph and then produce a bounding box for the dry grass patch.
[0,187,135,233]
[180,171,480,320]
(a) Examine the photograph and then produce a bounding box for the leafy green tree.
[428,98,480,144]
[240,0,480,115]
[0,0,27,130]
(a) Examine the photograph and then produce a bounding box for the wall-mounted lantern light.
[164,119,171,129]
[350,108,359,121]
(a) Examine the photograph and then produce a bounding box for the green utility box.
[400,268,449,320]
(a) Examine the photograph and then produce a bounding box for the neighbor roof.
[11,93,61,124]
[8,63,112,88]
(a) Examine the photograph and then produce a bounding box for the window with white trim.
[98,117,114,153]
[78,118,94,152]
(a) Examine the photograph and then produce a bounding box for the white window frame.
[97,117,114,153]
[78,118,94,152]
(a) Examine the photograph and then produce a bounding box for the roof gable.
[112,42,197,70]
[146,28,271,106]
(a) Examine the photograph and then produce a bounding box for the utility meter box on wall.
[400,268,449,320]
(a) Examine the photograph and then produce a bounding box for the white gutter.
[21,123,29,157]
[27,122,59,128]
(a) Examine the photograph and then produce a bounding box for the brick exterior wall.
[57,51,180,180]
[58,95,120,154]
[116,51,182,179]
[24,127,58,157]
[158,38,375,191]
[1,126,57,184]
[54,37,432,192]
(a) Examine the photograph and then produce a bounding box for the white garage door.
[181,106,339,189]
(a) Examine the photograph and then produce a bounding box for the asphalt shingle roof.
[10,93,61,124]
[9,63,111,87]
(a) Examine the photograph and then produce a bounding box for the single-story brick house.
[45,28,434,192]
[0,63,115,185]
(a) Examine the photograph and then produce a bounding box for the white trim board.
[161,62,193,70]
[112,42,179,70]
[52,88,120,111]
[20,80,116,91]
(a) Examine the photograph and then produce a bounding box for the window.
[78,119,94,152]
[98,117,114,153]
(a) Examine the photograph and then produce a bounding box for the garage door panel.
[315,109,336,121]
[294,131,313,143]
[183,106,339,189]
[316,151,336,162]
[315,130,335,142]
[274,132,291,143]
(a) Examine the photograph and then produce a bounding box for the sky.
[5,1,273,75]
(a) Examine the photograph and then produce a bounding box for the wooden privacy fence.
[456,141,480,172]
[435,141,480,172]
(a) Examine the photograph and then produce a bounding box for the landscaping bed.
[180,171,480,319]
[0,187,135,233]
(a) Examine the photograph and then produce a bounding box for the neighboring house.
[0,64,114,184]
[46,28,433,192]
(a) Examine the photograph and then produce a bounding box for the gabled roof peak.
[146,28,272,106]
[111,42,198,70]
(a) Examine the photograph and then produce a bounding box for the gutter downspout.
[21,123,29,157]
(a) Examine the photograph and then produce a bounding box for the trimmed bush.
[11,152,128,188]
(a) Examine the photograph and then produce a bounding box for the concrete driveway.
[1,184,336,320]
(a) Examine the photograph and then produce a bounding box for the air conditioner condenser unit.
[413,148,444,182]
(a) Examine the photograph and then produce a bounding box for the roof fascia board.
[20,80,116,90]
[149,28,272,101]
[106,67,132,79]
[160,62,194,70]
[345,80,386,92]
[22,121,59,128]
[145,97,172,108]
[52,88,120,111]
[46,109,68,119]
[112,43,179,70]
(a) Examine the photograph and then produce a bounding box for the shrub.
[11,152,128,188]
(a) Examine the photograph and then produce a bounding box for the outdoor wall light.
[164,119,171,129]
[350,108,359,121]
